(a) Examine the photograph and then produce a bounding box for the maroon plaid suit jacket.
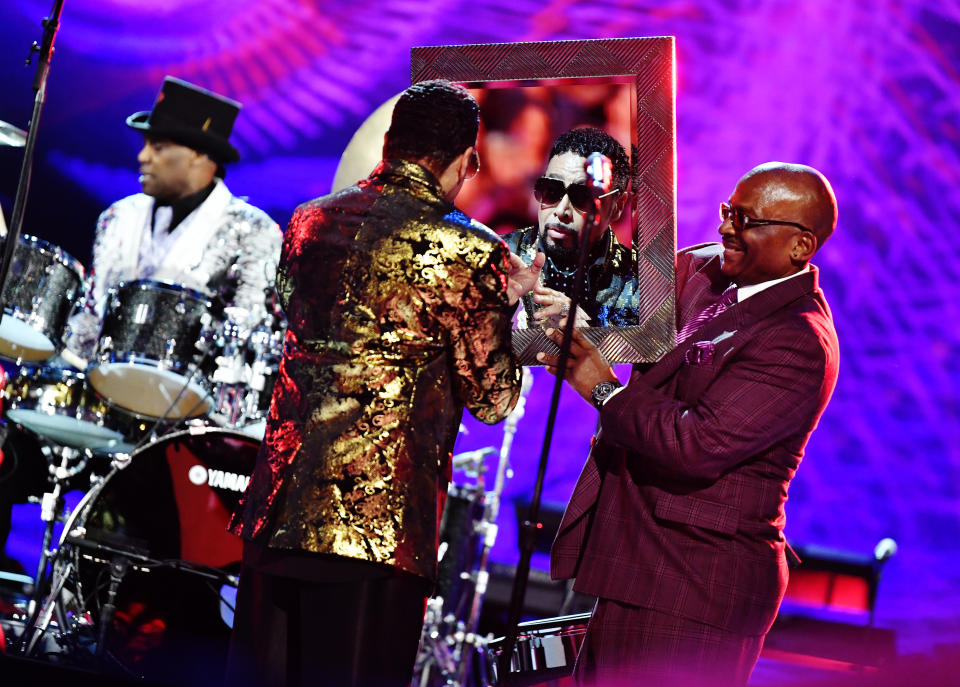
[551,243,839,636]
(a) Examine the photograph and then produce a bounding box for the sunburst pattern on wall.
[1,0,958,659]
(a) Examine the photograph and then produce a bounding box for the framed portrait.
[412,37,677,364]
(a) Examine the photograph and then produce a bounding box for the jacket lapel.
[155,179,232,278]
[640,267,820,388]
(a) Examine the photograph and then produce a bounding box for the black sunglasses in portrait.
[534,177,620,214]
[719,202,814,234]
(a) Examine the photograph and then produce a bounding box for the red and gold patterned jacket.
[229,159,521,580]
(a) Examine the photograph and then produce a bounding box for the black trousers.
[226,559,431,687]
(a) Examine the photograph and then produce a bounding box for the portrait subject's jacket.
[503,225,638,327]
[551,242,839,636]
[229,159,522,581]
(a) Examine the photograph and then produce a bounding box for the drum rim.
[93,352,198,375]
[108,278,212,305]
[122,425,262,460]
[9,364,89,382]
[88,362,213,420]
[65,425,260,534]
[16,233,85,279]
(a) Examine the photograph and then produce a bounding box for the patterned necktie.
[676,287,738,345]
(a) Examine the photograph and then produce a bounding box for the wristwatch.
[590,380,623,410]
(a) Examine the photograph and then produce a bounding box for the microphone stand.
[496,196,604,683]
[1,0,66,312]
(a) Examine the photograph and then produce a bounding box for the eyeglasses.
[464,150,480,180]
[720,202,813,234]
[534,177,620,214]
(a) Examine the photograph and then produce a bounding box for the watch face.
[591,381,622,409]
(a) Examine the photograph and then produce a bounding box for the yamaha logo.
[187,464,251,493]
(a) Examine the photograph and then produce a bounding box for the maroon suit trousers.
[574,599,764,687]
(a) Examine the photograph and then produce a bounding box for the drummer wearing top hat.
[63,76,282,366]
[0,80,279,575]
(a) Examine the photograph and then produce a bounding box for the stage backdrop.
[1,0,958,665]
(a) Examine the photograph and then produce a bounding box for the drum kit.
[0,116,579,685]
[0,225,556,684]
[0,228,284,680]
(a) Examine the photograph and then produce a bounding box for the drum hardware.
[210,308,281,430]
[95,549,131,665]
[27,445,96,621]
[485,611,590,685]
[0,119,27,147]
[413,368,533,687]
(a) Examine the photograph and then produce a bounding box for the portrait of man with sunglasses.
[503,127,638,328]
[539,162,841,687]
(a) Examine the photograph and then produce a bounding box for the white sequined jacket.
[65,179,282,358]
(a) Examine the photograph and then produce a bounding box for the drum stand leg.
[95,555,129,665]
[21,548,73,656]
[29,450,73,616]
[412,371,533,687]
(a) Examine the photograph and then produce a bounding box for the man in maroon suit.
[538,162,840,686]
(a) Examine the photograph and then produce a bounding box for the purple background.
[1,0,958,676]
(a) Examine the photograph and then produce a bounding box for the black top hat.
[126,76,242,163]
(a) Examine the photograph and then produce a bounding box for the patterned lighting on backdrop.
[2,0,960,656]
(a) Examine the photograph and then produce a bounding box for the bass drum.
[73,428,258,685]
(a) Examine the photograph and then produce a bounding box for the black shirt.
[152,181,216,233]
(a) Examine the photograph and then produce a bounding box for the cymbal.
[331,93,400,193]
[0,119,27,147]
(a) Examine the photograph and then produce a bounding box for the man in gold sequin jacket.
[227,81,541,687]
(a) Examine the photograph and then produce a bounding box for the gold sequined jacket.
[229,159,521,580]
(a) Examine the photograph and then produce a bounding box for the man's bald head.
[719,162,838,286]
[740,162,838,250]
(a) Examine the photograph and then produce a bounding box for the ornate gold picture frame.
[412,37,677,365]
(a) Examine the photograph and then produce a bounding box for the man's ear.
[456,145,475,182]
[791,231,818,264]
[608,189,628,223]
[192,150,217,175]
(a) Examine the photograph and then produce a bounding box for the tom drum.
[90,280,212,420]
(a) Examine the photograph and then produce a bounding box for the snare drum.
[90,280,212,420]
[0,235,84,362]
[2,365,127,450]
